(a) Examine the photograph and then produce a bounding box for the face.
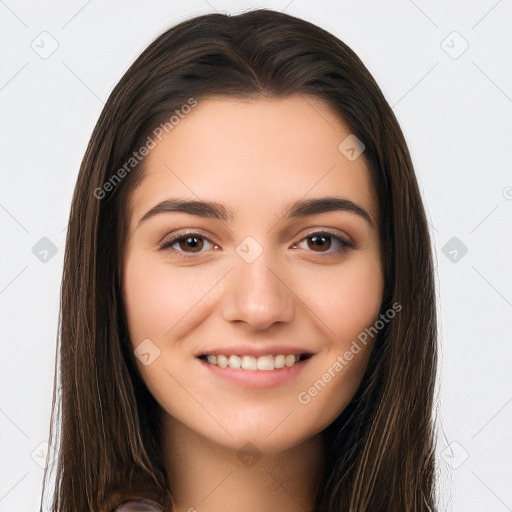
[122,94,384,454]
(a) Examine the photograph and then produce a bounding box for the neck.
[161,414,326,512]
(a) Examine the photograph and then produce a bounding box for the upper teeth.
[205,354,300,370]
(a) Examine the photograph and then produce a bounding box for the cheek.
[337,265,383,335]
[123,254,209,344]
[123,256,164,342]
[296,269,383,430]
[299,253,384,346]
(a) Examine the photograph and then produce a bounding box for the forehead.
[127,94,376,228]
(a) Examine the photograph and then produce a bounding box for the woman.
[41,8,439,512]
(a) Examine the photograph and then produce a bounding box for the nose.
[220,251,295,331]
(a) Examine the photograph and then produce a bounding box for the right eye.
[158,231,219,258]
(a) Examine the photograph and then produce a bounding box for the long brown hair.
[41,8,439,511]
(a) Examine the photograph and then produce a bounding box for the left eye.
[292,231,354,254]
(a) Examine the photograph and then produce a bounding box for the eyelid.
[157,227,216,246]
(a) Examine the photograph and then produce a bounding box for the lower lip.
[198,356,313,389]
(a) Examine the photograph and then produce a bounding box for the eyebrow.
[138,196,375,228]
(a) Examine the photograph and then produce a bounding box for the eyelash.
[158,229,355,258]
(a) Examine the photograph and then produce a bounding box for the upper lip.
[195,344,315,358]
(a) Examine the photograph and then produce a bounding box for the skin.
[122,94,384,512]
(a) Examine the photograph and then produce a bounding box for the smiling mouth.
[197,353,313,371]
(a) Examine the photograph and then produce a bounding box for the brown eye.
[307,234,331,252]
[159,232,216,257]
[294,231,354,255]
[177,235,204,253]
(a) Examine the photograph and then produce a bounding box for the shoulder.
[113,498,165,511]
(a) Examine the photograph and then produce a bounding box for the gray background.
[1,1,511,510]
